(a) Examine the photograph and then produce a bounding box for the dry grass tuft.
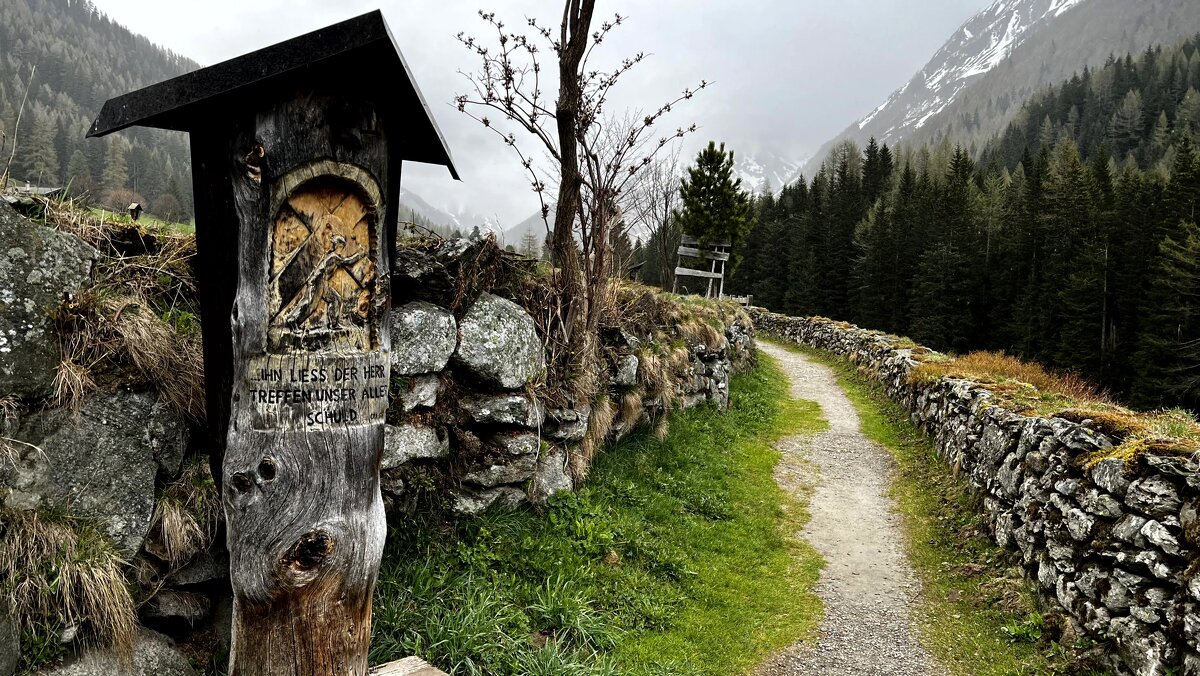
[55,293,204,420]
[616,390,644,438]
[907,348,1200,464]
[51,356,95,409]
[33,195,205,420]
[0,509,136,658]
[572,395,616,481]
[149,459,221,568]
[911,351,1111,406]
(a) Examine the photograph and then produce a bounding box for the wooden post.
[87,13,458,676]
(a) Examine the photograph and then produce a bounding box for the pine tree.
[65,149,92,196]
[100,136,128,197]
[674,141,753,268]
[19,110,59,184]
[1132,221,1200,408]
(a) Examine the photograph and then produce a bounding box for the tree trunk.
[213,90,393,676]
[552,0,595,346]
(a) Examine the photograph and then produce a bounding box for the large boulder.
[453,293,544,388]
[2,389,187,557]
[0,202,97,399]
[390,302,457,375]
[39,628,195,676]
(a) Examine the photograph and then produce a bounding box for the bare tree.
[623,146,682,288]
[456,3,705,396]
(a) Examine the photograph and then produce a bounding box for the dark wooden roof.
[86,10,458,179]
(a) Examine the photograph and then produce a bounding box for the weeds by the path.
[770,341,1111,676]
[370,355,825,675]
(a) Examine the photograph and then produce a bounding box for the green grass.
[87,206,195,234]
[369,355,826,675]
[766,340,1111,676]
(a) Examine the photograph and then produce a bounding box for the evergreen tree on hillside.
[65,149,92,196]
[674,141,753,268]
[1132,221,1200,408]
[101,137,128,201]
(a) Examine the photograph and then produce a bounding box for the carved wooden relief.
[268,162,382,353]
[246,161,390,431]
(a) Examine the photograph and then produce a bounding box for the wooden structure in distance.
[674,234,731,299]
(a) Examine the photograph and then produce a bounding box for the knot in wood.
[228,471,254,495]
[242,143,266,184]
[283,530,336,572]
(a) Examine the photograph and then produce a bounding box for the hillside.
[0,0,197,217]
[732,33,1200,411]
[801,0,1200,176]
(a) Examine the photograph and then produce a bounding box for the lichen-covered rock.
[2,389,186,557]
[461,394,545,428]
[390,301,457,375]
[1127,477,1182,519]
[463,454,537,487]
[1141,520,1183,557]
[0,203,97,400]
[493,432,540,456]
[398,374,439,412]
[614,355,639,387]
[166,550,229,587]
[528,446,572,504]
[0,607,16,676]
[1091,457,1132,496]
[381,424,448,469]
[1079,488,1124,518]
[453,293,545,388]
[546,407,589,442]
[449,486,526,516]
[40,628,195,676]
[140,589,212,626]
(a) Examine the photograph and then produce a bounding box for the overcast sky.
[91,0,989,226]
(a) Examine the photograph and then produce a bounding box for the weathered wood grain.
[221,88,395,676]
[674,266,724,279]
[676,246,731,261]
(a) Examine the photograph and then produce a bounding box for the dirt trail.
[756,342,946,676]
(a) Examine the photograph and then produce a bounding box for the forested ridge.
[729,34,1200,411]
[0,0,196,219]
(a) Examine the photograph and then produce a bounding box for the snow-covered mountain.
[399,187,502,236]
[858,0,1085,143]
[733,151,807,193]
[802,0,1200,176]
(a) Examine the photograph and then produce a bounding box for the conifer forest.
[729,34,1200,412]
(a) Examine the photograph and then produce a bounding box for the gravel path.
[755,342,946,676]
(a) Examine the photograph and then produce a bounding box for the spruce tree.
[674,141,753,268]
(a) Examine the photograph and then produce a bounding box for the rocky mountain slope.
[802,0,1200,176]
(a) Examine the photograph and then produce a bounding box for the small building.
[127,202,143,221]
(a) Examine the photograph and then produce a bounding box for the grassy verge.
[767,340,1110,676]
[370,354,826,675]
[87,206,195,234]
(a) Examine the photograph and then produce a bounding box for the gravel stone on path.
[755,342,946,676]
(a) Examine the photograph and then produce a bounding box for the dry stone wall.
[0,197,753,676]
[751,308,1200,676]
[380,238,754,517]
